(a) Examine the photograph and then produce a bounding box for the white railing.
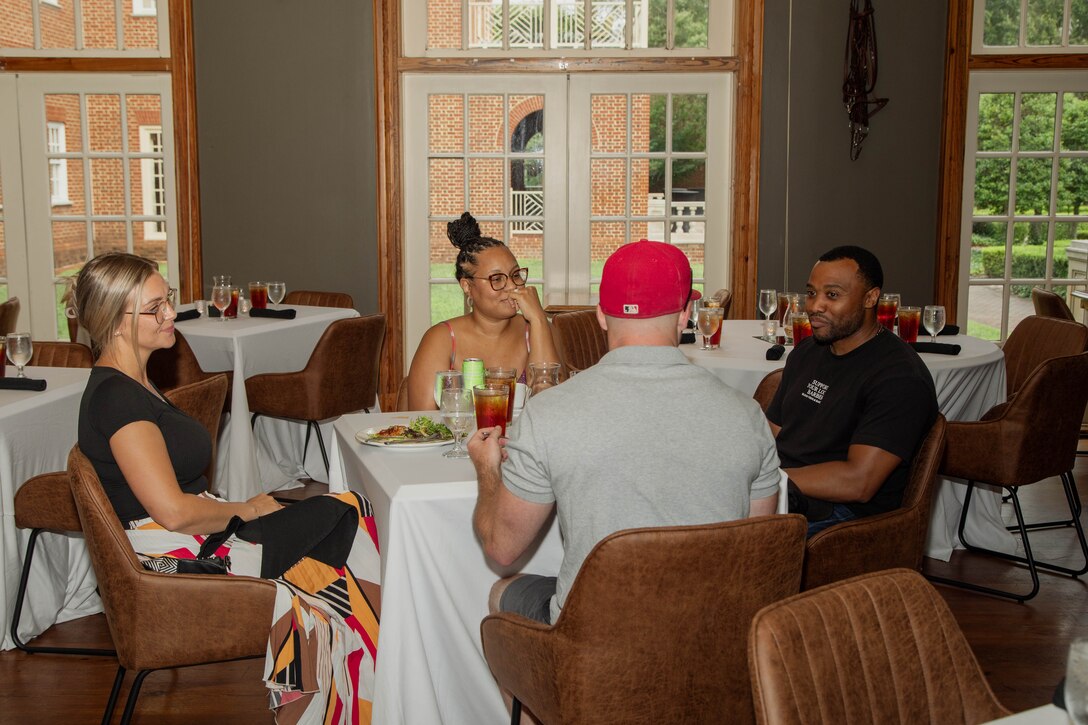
[511,189,544,231]
[468,0,626,49]
[646,193,705,243]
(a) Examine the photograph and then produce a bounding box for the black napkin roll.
[766,344,785,361]
[208,307,222,318]
[0,377,47,391]
[680,330,697,345]
[173,309,200,322]
[910,342,961,356]
[249,307,296,320]
[938,324,960,336]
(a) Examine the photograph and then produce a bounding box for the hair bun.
[447,212,481,250]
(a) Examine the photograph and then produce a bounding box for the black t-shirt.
[766,329,938,518]
[78,367,212,525]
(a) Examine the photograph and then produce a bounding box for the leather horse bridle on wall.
[842,0,888,160]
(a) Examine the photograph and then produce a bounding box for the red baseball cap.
[599,240,700,319]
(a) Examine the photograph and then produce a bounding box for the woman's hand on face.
[245,493,283,519]
[510,285,546,324]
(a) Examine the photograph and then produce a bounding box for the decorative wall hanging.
[842,0,888,160]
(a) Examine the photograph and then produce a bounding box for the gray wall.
[192,0,378,312]
[758,0,947,306]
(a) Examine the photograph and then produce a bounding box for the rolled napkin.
[910,341,961,355]
[173,309,200,322]
[208,307,221,318]
[680,330,697,345]
[250,307,296,320]
[766,344,785,361]
[0,377,47,391]
[938,324,959,336]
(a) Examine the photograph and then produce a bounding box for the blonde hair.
[71,253,158,359]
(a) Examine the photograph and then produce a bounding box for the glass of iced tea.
[792,311,813,343]
[898,306,921,343]
[484,366,518,423]
[877,293,900,332]
[249,281,269,309]
[474,384,510,436]
[224,287,240,318]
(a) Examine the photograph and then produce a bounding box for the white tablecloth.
[0,366,100,650]
[683,320,1011,561]
[175,304,359,501]
[329,411,563,725]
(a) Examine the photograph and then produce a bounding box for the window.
[133,0,158,17]
[0,0,166,54]
[46,122,69,205]
[973,0,1088,52]
[140,125,167,239]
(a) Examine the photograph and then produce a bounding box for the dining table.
[0,365,100,650]
[174,303,359,501]
[683,319,1013,561]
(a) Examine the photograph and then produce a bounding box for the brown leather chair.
[753,368,783,413]
[1000,315,1088,398]
[551,308,608,374]
[283,289,354,308]
[0,296,20,336]
[165,374,229,486]
[68,445,276,725]
[929,351,1088,601]
[1031,286,1077,321]
[147,330,218,391]
[803,415,946,590]
[749,569,1011,725]
[481,514,807,725]
[27,341,93,368]
[246,314,386,473]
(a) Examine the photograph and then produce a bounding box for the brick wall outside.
[0,1,33,47]
[428,0,461,50]
[1,0,158,51]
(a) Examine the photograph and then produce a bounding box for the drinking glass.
[690,297,703,335]
[268,281,286,306]
[5,333,32,378]
[211,284,231,322]
[434,370,464,408]
[792,311,813,343]
[212,274,231,287]
[1067,637,1088,725]
[440,388,474,459]
[783,293,802,344]
[248,281,269,310]
[474,383,510,436]
[898,306,921,343]
[225,288,241,318]
[484,366,518,423]
[193,299,207,317]
[527,362,561,396]
[696,306,724,350]
[238,296,252,315]
[923,305,946,343]
[758,289,778,321]
[878,293,900,332]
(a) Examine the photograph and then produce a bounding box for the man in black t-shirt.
[766,246,938,536]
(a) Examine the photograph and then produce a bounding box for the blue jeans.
[806,504,857,537]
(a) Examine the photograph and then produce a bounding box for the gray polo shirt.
[502,345,781,622]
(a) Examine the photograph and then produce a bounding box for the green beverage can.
[462,357,485,397]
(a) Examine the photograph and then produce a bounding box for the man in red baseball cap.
[468,240,780,630]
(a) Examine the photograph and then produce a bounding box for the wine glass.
[268,281,286,307]
[434,370,464,408]
[923,305,946,343]
[5,333,32,378]
[440,387,474,459]
[1066,637,1088,724]
[211,284,231,323]
[758,289,778,323]
[696,306,724,351]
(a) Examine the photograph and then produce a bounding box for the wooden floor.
[2,465,1086,723]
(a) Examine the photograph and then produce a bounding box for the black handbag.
[139,516,245,576]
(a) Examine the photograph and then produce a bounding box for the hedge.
[978,242,1070,297]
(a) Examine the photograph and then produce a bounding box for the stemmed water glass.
[923,305,946,343]
[433,370,464,408]
[696,306,724,351]
[268,281,286,307]
[758,289,778,322]
[211,283,231,323]
[5,333,32,378]
[440,387,474,459]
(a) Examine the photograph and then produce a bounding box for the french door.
[402,71,730,361]
[0,73,177,340]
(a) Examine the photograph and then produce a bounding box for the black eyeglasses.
[465,267,530,291]
[126,288,177,324]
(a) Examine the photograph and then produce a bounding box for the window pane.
[510,222,543,281]
[510,95,543,151]
[1061,93,1088,151]
[0,1,34,48]
[591,95,628,153]
[675,227,705,281]
[91,159,124,215]
[83,0,118,49]
[1018,93,1056,151]
[428,0,463,49]
[468,95,504,153]
[88,94,122,152]
[591,0,625,48]
[429,95,464,153]
[40,1,77,49]
[510,158,543,218]
[635,0,667,49]
[556,0,583,47]
[1026,0,1063,46]
[1014,157,1054,215]
[983,0,1021,46]
[1059,158,1088,216]
[126,94,161,153]
[647,94,667,152]
[974,158,1011,215]
[967,284,1004,340]
[631,158,651,215]
[429,158,465,216]
[672,94,707,152]
[1012,220,1050,268]
[430,220,457,278]
[674,0,709,48]
[469,158,504,216]
[977,93,1015,152]
[509,0,543,48]
[468,0,502,48]
[971,221,1007,278]
[1073,0,1088,44]
[53,221,88,278]
[122,0,159,49]
[591,158,626,216]
[92,220,128,256]
[132,221,165,263]
[590,221,627,284]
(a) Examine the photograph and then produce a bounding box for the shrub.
[978,242,1070,297]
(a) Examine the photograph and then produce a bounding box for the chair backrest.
[300,313,386,418]
[749,569,1010,725]
[14,471,80,532]
[0,297,20,336]
[164,374,228,487]
[283,289,354,308]
[66,315,80,345]
[1031,286,1076,321]
[551,308,609,373]
[147,330,209,392]
[27,341,93,368]
[802,415,947,590]
[482,514,807,725]
[943,350,1088,485]
[1001,315,1088,397]
[753,368,783,413]
[709,288,734,319]
[67,446,275,672]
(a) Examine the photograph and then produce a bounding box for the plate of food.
[356,415,455,449]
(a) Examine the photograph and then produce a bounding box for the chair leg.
[311,421,330,475]
[119,669,153,725]
[11,528,114,656]
[250,412,259,429]
[102,666,126,725]
[1006,473,1083,532]
[511,697,522,725]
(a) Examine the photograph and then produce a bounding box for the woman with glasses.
[73,252,382,722]
[407,211,561,410]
